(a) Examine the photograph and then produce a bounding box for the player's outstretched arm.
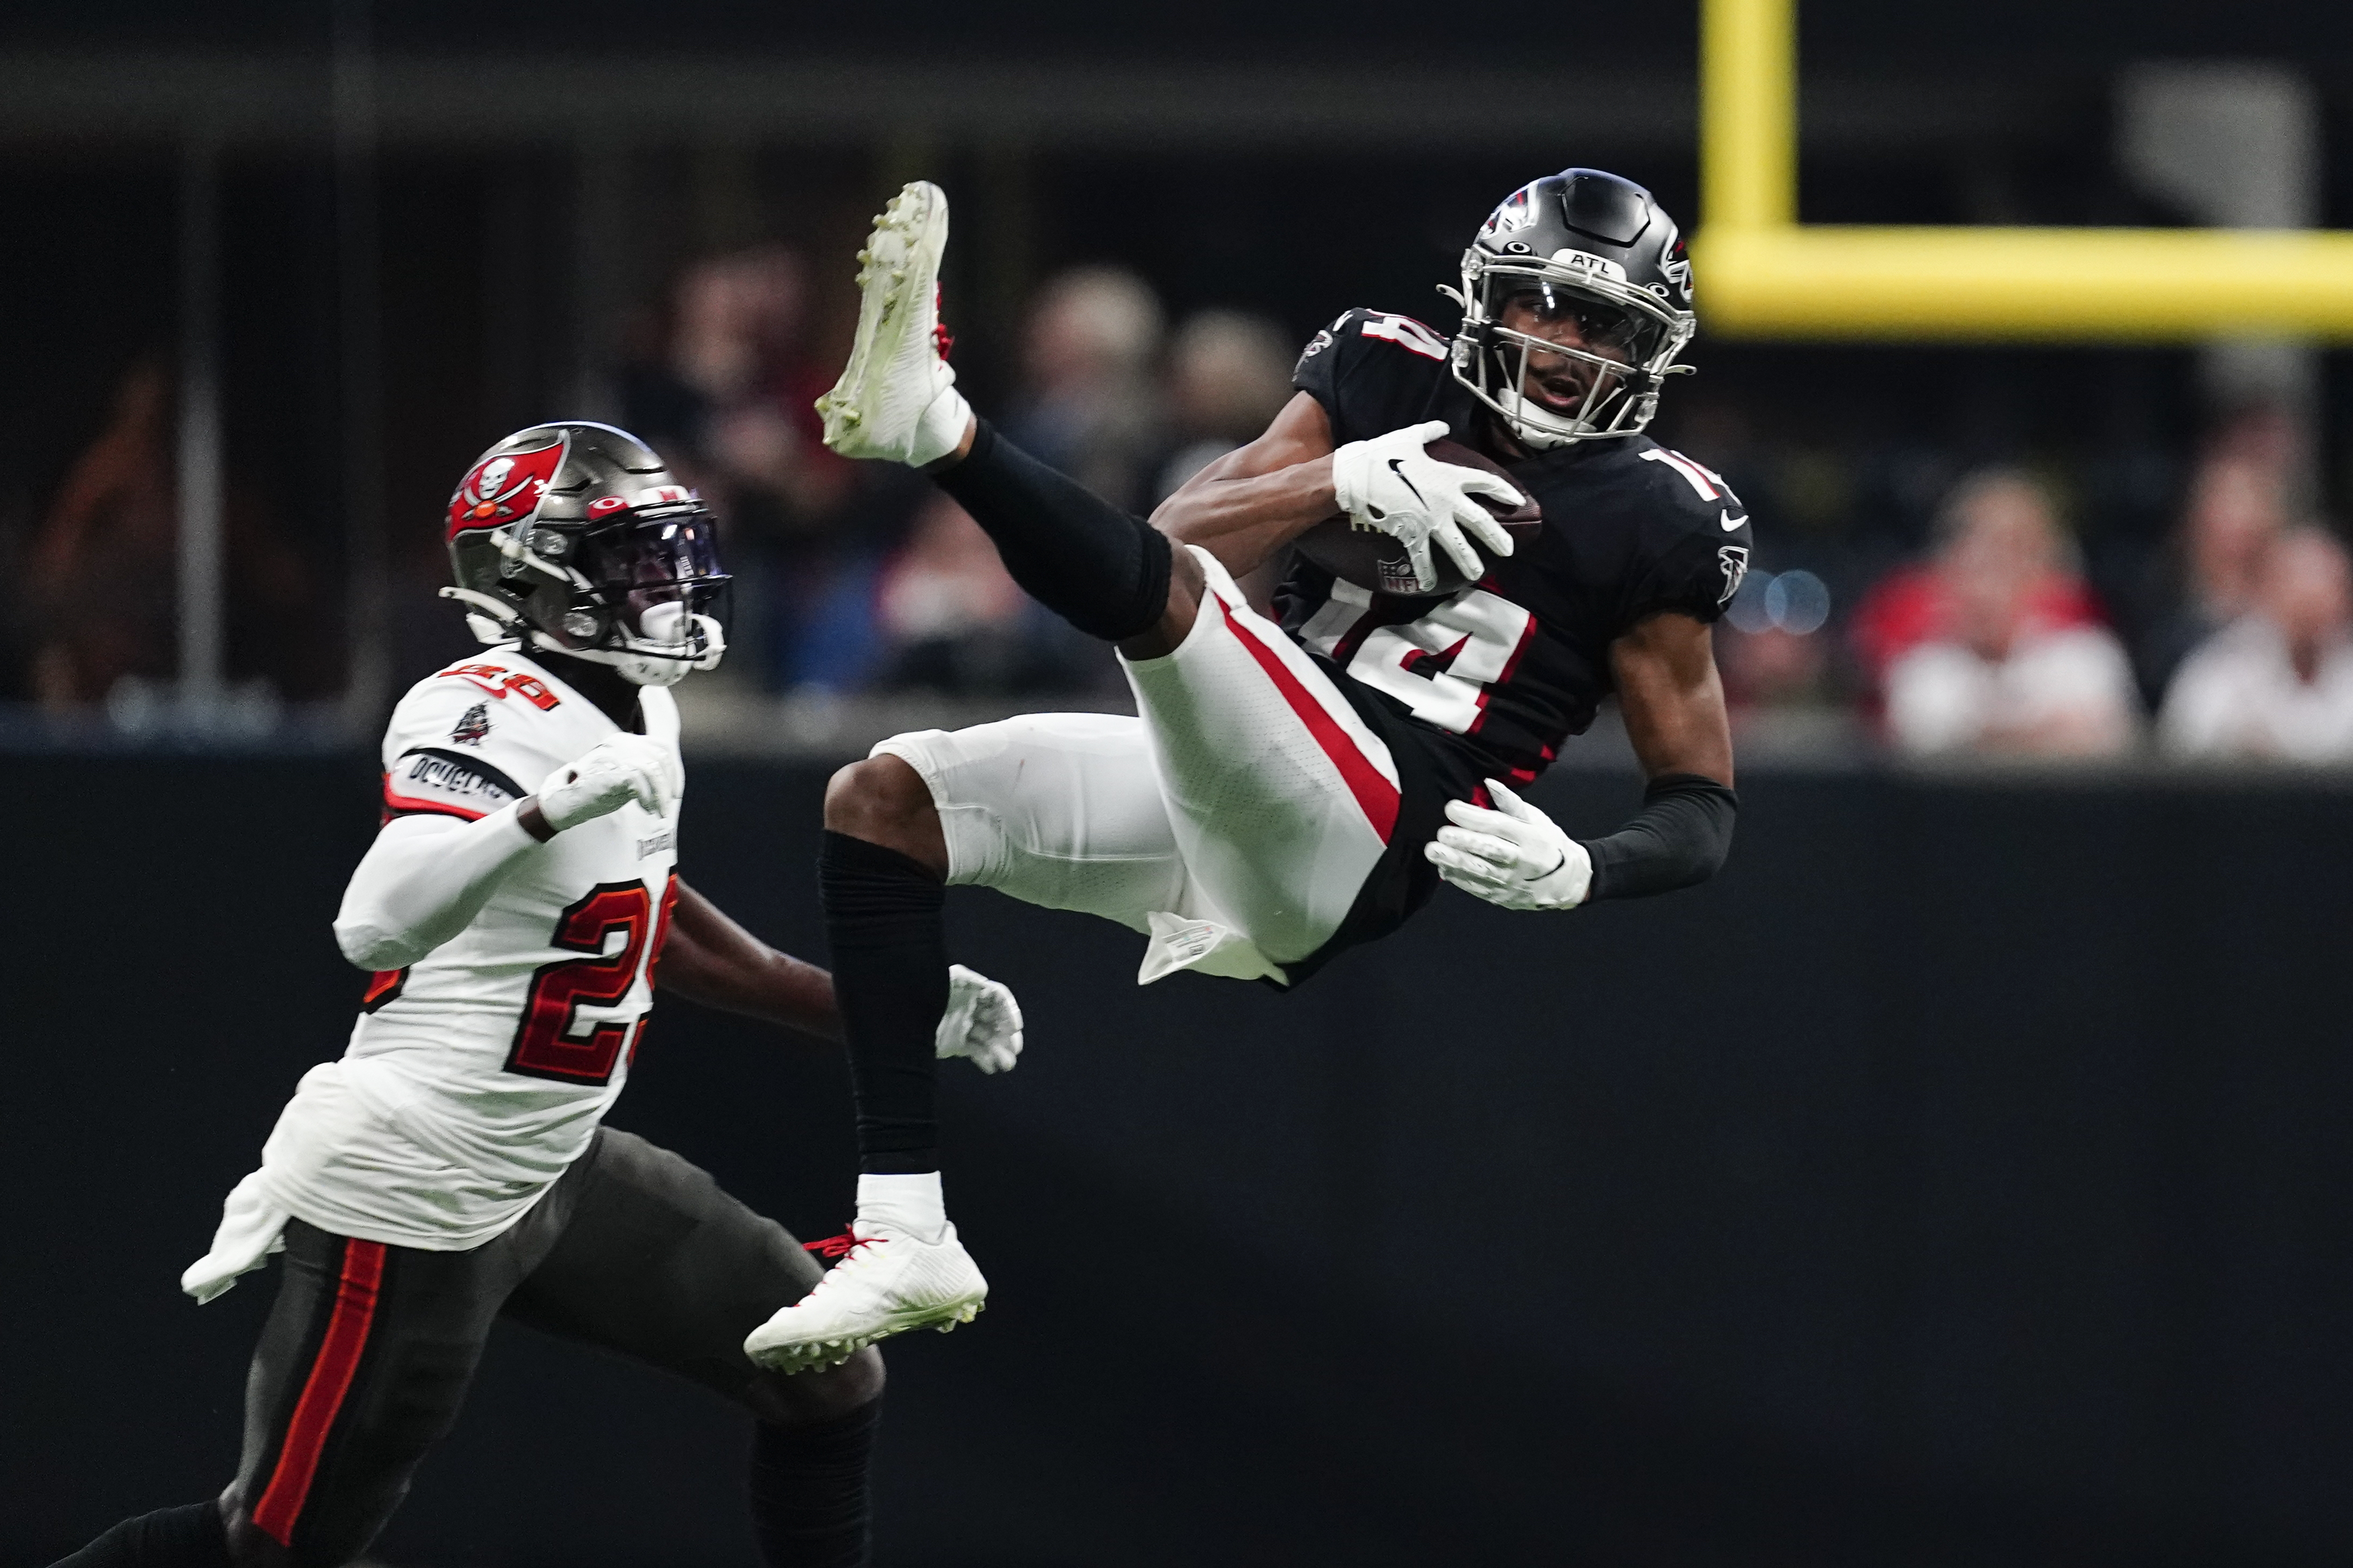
[657,882,1025,1072]
[335,811,542,970]
[654,880,842,1042]
[336,734,674,971]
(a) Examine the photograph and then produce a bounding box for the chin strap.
[440,586,525,645]
[441,587,725,681]
[540,615,728,684]
[687,614,727,670]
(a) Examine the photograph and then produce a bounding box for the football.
[1293,437,1541,599]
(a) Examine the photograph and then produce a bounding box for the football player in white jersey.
[52,423,1023,1568]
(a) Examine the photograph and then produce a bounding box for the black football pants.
[222,1128,865,1567]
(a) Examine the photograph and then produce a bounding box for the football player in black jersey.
[743,170,1745,1370]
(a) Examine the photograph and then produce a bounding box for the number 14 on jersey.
[1301,583,1538,736]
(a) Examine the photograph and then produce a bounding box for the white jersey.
[202,650,682,1271]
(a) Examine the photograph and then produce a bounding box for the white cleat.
[815,180,971,468]
[744,1218,988,1374]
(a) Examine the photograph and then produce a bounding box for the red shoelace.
[801,1228,880,1261]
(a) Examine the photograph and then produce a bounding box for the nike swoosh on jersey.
[1720,510,1748,531]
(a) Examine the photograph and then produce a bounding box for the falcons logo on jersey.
[1718,545,1751,606]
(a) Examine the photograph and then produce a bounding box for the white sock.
[908,384,973,469]
[856,1171,947,1243]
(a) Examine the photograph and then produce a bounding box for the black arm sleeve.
[1579,773,1738,901]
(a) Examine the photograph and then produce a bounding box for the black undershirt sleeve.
[1578,773,1738,901]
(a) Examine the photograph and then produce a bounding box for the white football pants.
[874,548,1400,984]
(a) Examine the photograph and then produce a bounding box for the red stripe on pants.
[252,1237,387,1546]
[1214,596,1400,843]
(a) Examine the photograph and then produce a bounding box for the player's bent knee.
[823,755,926,839]
[1114,538,1206,662]
[741,1344,886,1427]
[823,756,944,868]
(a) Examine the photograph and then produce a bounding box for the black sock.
[820,830,947,1174]
[50,1502,230,1567]
[932,419,1174,642]
[748,1401,881,1568]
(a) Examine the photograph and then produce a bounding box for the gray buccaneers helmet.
[1448,168,1696,450]
[441,421,729,687]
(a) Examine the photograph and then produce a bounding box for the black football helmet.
[1448,168,1696,449]
[441,422,729,687]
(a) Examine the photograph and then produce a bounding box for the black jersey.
[1281,307,1753,799]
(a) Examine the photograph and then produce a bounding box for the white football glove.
[1329,419,1524,592]
[1423,778,1593,912]
[535,733,680,832]
[934,963,1023,1075]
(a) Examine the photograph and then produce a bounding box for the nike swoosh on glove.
[537,733,680,832]
[1329,419,1525,592]
[1423,777,1593,912]
[935,963,1024,1074]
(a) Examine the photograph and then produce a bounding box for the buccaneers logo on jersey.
[446,439,566,537]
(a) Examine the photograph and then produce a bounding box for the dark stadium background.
[8,3,2353,1564]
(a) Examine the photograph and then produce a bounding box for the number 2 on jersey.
[505,876,673,1085]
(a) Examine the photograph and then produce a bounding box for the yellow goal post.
[1691,0,2353,341]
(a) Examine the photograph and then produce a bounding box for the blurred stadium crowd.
[23,231,2352,765]
[1697,397,2353,760]
[608,250,1287,704]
